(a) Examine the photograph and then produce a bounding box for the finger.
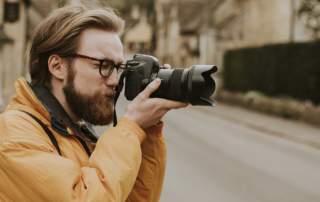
[163,64,171,69]
[159,99,189,110]
[140,78,161,98]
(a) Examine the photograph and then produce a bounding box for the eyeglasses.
[67,53,126,77]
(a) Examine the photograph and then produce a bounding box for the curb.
[215,90,320,127]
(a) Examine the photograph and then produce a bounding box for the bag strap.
[113,69,132,126]
[19,110,61,156]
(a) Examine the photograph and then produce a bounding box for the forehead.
[77,28,123,62]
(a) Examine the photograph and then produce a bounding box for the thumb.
[141,78,161,98]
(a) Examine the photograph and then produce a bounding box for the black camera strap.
[18,110,62,156]
[113,69,132,126]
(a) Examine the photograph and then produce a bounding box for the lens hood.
[187,65,218,106]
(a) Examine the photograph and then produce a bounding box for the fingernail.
[155,78,160,84]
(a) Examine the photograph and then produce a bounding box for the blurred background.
[1,0,320,201]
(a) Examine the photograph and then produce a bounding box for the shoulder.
[0,110,59,164]
[0,110,48,145]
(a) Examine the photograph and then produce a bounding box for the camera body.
[125,54,161,100]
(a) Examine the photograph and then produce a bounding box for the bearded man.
[0,3,188,202]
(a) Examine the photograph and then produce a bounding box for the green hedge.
[223,41,320,104]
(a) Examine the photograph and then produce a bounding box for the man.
[0,3,188,202]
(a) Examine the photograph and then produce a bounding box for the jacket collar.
[7,77,99,145]
[29,84,99,145]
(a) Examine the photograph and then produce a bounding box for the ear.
[48,54,68,80]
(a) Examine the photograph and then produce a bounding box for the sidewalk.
[196,102,320,150]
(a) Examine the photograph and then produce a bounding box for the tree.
[299,0,320,39]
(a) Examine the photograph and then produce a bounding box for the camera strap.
[113,69,132,127]
[18,110,62,156]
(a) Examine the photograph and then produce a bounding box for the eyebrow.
[99,57,122,64]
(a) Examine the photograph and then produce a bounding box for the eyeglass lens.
[101,61,125,77]
[100,60,114,76]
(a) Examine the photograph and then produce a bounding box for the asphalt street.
[94,93,320,202]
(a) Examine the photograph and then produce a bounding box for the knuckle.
[139,95,147,102]
[152,99,161,107]
[156,100,163,106]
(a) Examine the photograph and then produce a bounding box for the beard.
[62,67,115,126]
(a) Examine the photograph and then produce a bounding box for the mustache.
[102,88,116,98]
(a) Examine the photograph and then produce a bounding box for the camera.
[123,54,218,106]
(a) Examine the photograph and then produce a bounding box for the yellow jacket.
[0,77,167,202]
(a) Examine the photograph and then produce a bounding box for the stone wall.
[216,90,320,127]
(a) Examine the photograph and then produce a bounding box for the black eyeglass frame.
[66,53,126,77]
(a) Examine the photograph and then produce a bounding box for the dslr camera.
[123,54,218,106]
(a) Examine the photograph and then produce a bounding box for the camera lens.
[151,65,218,106]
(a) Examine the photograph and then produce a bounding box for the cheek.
[72,63,104,93]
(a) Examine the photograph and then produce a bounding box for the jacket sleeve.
[125,121,167,202]
[0,112,146,202]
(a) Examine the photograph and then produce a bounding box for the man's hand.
[124,64,189,129]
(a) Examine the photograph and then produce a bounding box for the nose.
[105,69,119,88]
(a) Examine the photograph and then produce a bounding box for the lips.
[105,93,115,98]
[104,96,113,99]
[104,93,115,102]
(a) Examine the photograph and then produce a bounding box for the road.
[95,94,320,202]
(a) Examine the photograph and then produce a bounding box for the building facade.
[0,0,57,112]
[123,5,154,60]
[213,0,311,71]
[155,0,312,72]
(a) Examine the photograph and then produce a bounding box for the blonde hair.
[29,3,125,88]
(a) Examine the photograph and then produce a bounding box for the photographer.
[0,3,188,202]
